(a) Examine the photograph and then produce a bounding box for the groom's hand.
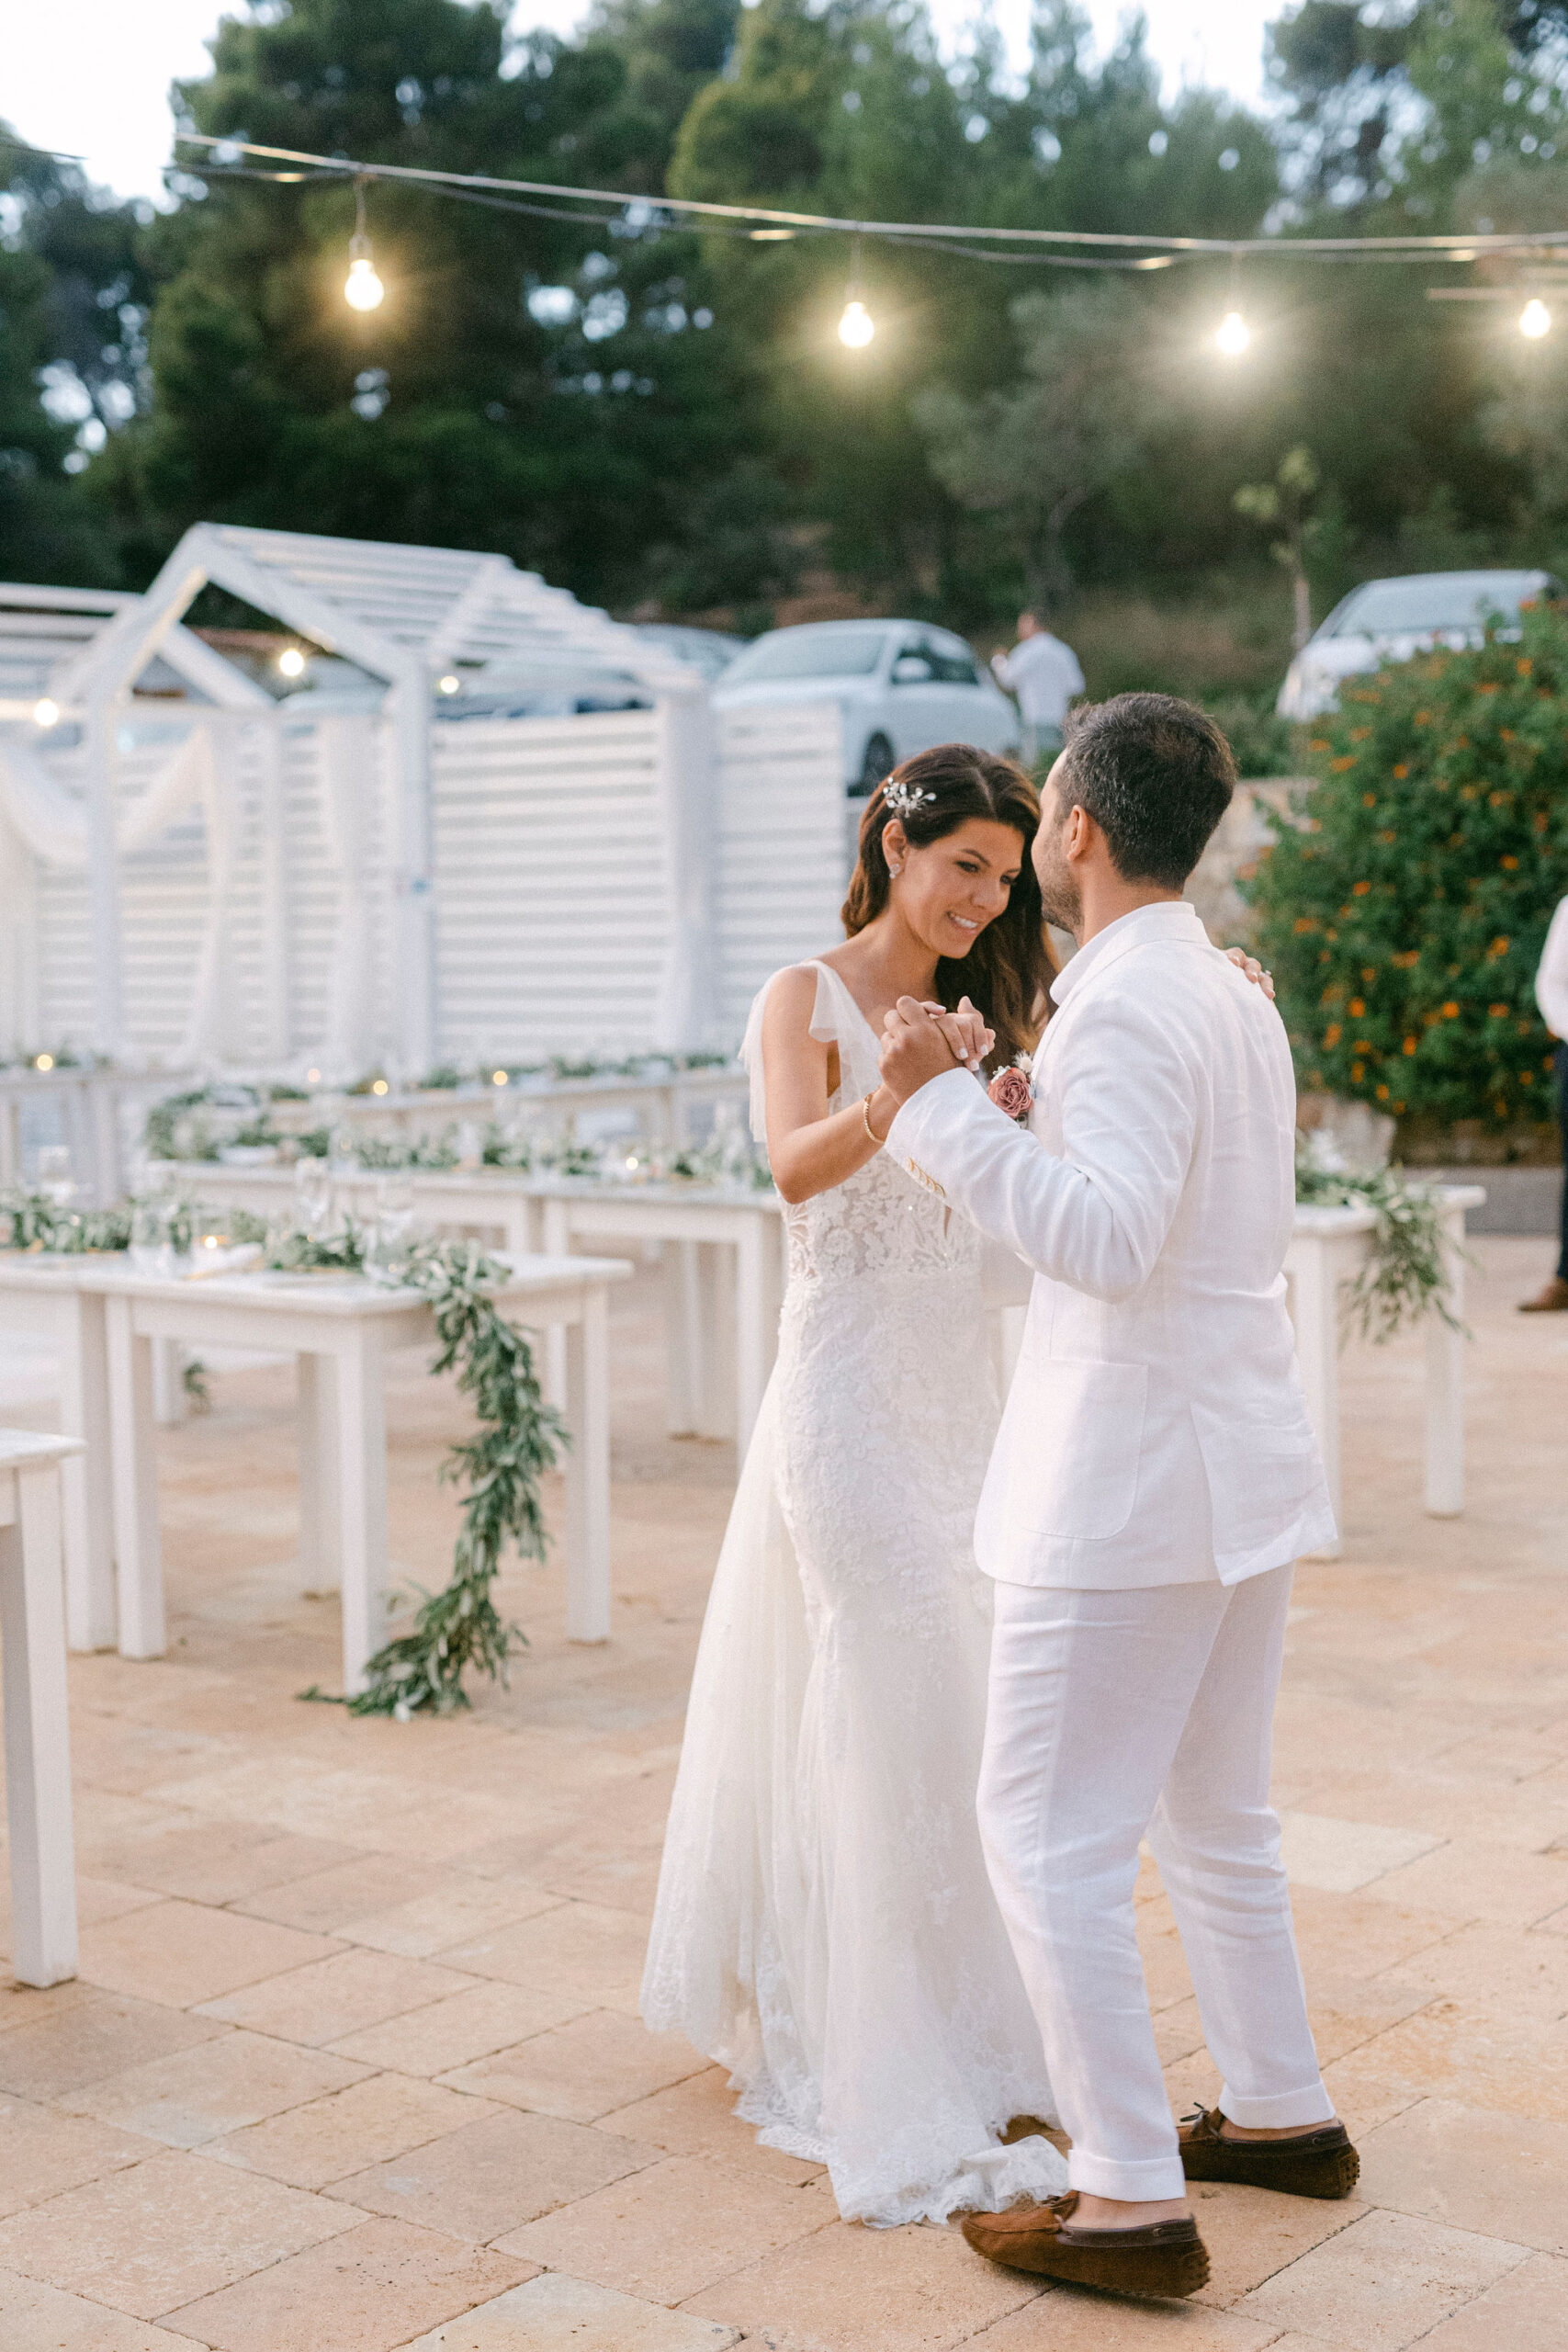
[879,997,964,1106]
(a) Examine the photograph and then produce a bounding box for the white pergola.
[3,529,705,1069]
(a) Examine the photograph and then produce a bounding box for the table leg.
[297,1352,342,1593]
[564,1291,611,1644]
[1,1464,79,1986]
[55,1295,117,1652]
[105,1297,165,1657]
[694,1242,735,1442]
[334,1329,388,1696]
[662,1240,700,1436]
[152,1338,187,1428]
[540,1200,570,1409]
[735,1220,767,1456]
[1288,1238,1343,1561]
[1425,1207,1468,1518]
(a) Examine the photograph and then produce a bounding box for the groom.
[878,694,1353,2301]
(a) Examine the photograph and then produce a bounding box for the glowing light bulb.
[370,1078,389,1096]
[277,647,306,679]
[345,251,385,312]
[1520,297,1552,339]
[491,1069,509,1087]
[32,697,59,728]
[838,298,874,349]
[34,1053,54,1071]
[436,673,461,695]
[307,1068,321,1083]
[1215,310,1250,357]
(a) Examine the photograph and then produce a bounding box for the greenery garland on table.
[0,1190,566,1720]
[1293,1160,1464,1343]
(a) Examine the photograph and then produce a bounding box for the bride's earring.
[888,860,903,877]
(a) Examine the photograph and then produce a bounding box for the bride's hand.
[1225,948,1275,1001]
[919,995,995,1072]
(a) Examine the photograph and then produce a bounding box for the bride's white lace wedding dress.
[642,961,1066,2226]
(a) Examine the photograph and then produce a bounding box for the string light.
[32,697,59,728]
[838,237,874,348]
[344,178,386,311]
[277,646,306,678]
[436,673,461,695]
[1520,297,1552,339]
[1216,308,1250,356]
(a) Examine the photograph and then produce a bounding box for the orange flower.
[1489,1002,1509,1018]
[1349,726,1372,741]
[1293,916,1316,934]
[1352,880,1371,895]
[1403,1036,1418,1055]
[1375,1083,1390,1100]
[1517,656,1533,676]
[1308,738,1331,752]
[1501,854,1519,869]
[1362,793,1377,808]
[1351,1061,1365,1080]
[1414,710,1432,726]
[1489,936,1510,957]
[1324,1024,1342,1047]
[1349,998,1365,1016]
[1476,682,1500,695]
[1442,1001,1459,1018]
[1362,967,1377,981]
[1393,950,1420,968]
[1392,763,1409,778]
[1330,755,1357,772]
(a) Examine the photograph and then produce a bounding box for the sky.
[3,0,1280,208]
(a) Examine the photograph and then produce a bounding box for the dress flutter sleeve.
[739,961,879,1142]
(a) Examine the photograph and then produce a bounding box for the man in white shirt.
[1520,892,1568,1312]
[991,612,1085,765]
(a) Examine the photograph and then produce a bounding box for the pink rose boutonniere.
[987,1053,1033,1124]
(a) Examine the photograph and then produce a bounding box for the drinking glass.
[35,1143,75,1206]
[294,1155,332,1238]
[367,1174,416,1285]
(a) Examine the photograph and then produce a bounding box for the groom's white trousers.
[978,1565,1332,2203]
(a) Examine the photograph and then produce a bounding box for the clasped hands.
[879,995,993,1109]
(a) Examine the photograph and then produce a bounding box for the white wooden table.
[0,1253,630,1686]
[159,1165,790,1453]
[263,1066,751,1148]
[0,1430,81,1987]
[0,1068,186,1205]
[0,1260,117,1652]
[1284,1184,1484,1557]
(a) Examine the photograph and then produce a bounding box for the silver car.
[1278,569,1563,720]
[710,618,1021,794]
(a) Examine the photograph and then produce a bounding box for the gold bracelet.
[863,1090,888,1148]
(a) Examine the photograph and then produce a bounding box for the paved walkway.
[0,1238,1564,2349]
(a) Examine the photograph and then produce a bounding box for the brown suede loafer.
[960,2192,1209,2299]
[1179,2107,1359,2199]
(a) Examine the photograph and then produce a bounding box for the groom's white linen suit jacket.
[886,900,1337,1589]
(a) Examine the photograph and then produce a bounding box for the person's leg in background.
[1518,1038,1568,1310]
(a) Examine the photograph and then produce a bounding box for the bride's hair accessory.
[987,1054,1033,1123]
[882,779,937,821]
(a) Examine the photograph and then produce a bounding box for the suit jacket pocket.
[1190,1399,1325,1574]
[999,1357,1147,1542]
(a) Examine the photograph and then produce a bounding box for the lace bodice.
[743,960,982,1287]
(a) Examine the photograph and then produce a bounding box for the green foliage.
[1247,601,1568,1130]
[1294,1159,1465,1340]
[0,1193,131,1252]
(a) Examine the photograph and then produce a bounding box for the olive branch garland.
[1293,1161,1468,1343]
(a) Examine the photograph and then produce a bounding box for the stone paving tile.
[1323,1999,1568,2127]
[0,1987,227,2102]
[1236,2207,1529,2346]
[196,1948,483,2044]
[1278,1813,1445,1894]
[1184,2180,1368,2309]
[338,1877,565,1959]
[680,2213,1044,2351]
[499,2153,837,2306]
[0,2095,155,2218]
[62,2028,370,2149]
[84,1822,366,1906]
[443,2008,709,2122]
[1359,2096,1568,2256]
[406,2274,743,2348]
[1360,1838,1568,1927]
[231,1852,458,1934]
[327,2103,660,2242]
[159,2215,535,2352]
[435,1897,649,2008]
[327,1977,591,2075]
[0,2144,359,2320]
[1412,2249,1568,2347]
[0,1875,163,1957]
[1373,1921,1568,2018]
[77,1899,344,2009]
[211,2072,495,2188]
[1283,1883,1463,1979]
[598,2064,826,2185]
[972,2290,1287,2347]
[0,2267,196,2352]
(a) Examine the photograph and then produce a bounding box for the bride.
[642,742,1069,2225]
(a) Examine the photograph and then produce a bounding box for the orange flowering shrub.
[1246,605,1568,1128]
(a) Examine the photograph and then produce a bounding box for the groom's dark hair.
[1056,693,1236,889]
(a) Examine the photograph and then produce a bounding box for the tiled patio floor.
[1,1236,1565,2348]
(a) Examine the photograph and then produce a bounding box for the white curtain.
[0,725,214,866]
[176,732,246,1069]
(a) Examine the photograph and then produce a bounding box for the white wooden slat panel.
[715,700,846,1038]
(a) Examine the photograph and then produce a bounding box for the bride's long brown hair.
[840,742,1055,1072]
